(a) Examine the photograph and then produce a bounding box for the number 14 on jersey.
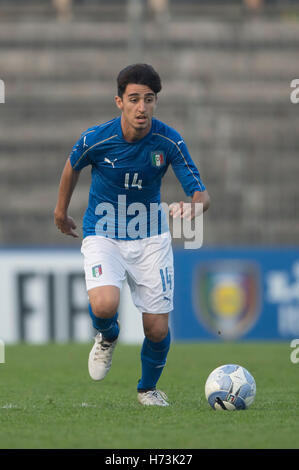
[124,172,142,190]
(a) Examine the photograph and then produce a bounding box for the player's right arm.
[54,128,94,237]
[54,159,81,238]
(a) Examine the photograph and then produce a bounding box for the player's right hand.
[54,213,79,238]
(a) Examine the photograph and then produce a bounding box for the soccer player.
[54,64,210,406]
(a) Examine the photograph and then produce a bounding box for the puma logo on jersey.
[177,140,184,145]
[104,157,118,168]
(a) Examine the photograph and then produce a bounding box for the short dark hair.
[117,64,162,98]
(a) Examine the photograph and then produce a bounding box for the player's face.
[115,84,157,140]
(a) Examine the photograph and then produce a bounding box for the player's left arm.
[168,134,210,220]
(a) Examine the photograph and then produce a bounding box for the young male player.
[54,64,210,406]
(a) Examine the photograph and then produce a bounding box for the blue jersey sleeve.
[69,128,96,171]
[169,136,206,196]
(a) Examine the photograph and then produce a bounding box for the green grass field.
[0,342,298,449]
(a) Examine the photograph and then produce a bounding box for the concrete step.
[2,47,298,80]
[1,118,298,152]
[1,20,299,48]
[0,0,298,21]
[1,192,297,246]
[0,211,83,246]
[1,181,90,214]
[1,146,296,190]
[4,78,291,107]
[1,212,297,246]
[1,115,297,148]
[0,0,126,22]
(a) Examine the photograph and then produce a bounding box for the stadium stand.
[0,0,299,245]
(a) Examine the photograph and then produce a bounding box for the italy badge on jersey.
[151,151,165,167]
[92,265,102,278]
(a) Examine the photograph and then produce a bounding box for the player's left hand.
[169,201,203,221]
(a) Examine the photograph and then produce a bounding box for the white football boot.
[88,327,119,381]
[137,389,169,407]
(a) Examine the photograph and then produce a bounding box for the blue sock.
[137,329,171,391]
[88,304,119,342]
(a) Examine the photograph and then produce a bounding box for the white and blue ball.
[205,364,256,410]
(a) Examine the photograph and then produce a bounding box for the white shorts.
[81,232,174,314]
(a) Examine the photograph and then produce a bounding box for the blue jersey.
[69,116,206,240]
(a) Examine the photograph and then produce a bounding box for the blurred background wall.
[0,0,299,343]
[1,0,299,246]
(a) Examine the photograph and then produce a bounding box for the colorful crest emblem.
[227,393,236,403]
[92,265,102,278]
[151,151,165,167]
[193,261,261,340]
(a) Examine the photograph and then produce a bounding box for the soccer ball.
[205,364,256,411]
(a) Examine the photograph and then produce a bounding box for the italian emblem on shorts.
[151,151,165,167]
[92,264,102,278]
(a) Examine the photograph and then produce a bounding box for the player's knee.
[144,325,168,343]
[90,297,118,319]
